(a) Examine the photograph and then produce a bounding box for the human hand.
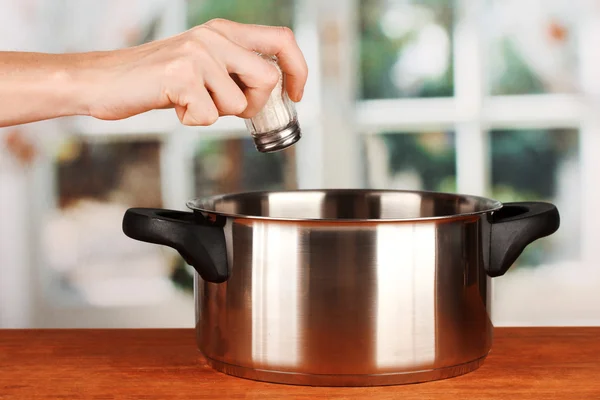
[77,19,308,126]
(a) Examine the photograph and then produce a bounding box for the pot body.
[194,215,492,386]
[122,189,559,386]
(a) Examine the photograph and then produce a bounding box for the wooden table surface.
[1,327,599,399]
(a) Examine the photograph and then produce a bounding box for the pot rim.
[185,188,504,223]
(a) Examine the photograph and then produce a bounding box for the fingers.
[174,86,219,126]
[164,20,309,126]
[201,52,248,116]
[228,71,276,119]
[205,19,308,102]
[215,45,281,118]
[167,49,252,123]
[194,26,281,118]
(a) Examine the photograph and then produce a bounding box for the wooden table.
[1,328,598,399]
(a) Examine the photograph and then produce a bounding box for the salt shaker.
[244,54,301,153]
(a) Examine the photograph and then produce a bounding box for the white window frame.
[21,0,600,327]
[26,0,197,328]
[355,0,600,326]
[24,0,329,327]
[173,0,600,325]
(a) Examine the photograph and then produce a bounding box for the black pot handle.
[122,208,229,283]
[486,202,560,277]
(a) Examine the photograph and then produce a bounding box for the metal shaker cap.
[250,121,301,153]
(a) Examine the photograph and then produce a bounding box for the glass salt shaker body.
[244,54,301,153]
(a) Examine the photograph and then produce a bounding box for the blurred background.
[0,0,598,328]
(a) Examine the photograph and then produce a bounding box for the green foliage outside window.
[187,0,294,28]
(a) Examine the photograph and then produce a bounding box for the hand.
[83,19,308,125]
[0,19,309,128]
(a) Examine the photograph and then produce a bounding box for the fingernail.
[298,89,304,101]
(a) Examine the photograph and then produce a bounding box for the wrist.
[50,62,89,118]
[58,52,113,118]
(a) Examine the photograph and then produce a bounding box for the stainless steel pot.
[122,189,559,386]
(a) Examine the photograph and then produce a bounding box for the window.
[489,128,580,267]
[363,130,456,192]
[22,0,599,328]
[188,0,295,27]
[41,138,179,308]
[193,137,296,197]
[359,0,454,99]
[31,2,196,327]
[165,0,301,292]
[355,0,596,325]
[185,0,299,201]
[487,0,578,95]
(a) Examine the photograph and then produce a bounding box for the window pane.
[487,1,578,95]
[60,1,169,51]
[193,137,296,198]
[490,128,580,268]
[363,131,456,192]
[55,141,163,209]
[187,0,295,28]
[359,0,454,99]
[41,139,180,307]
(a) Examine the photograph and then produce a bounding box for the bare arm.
[0,19,308,128]
[0,51,87,127]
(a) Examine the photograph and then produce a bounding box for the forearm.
[0,51,93,127]
[0,20,309,128]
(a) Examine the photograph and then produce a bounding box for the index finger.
[205,19,308,102]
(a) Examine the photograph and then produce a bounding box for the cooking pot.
[122,189,559,386]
